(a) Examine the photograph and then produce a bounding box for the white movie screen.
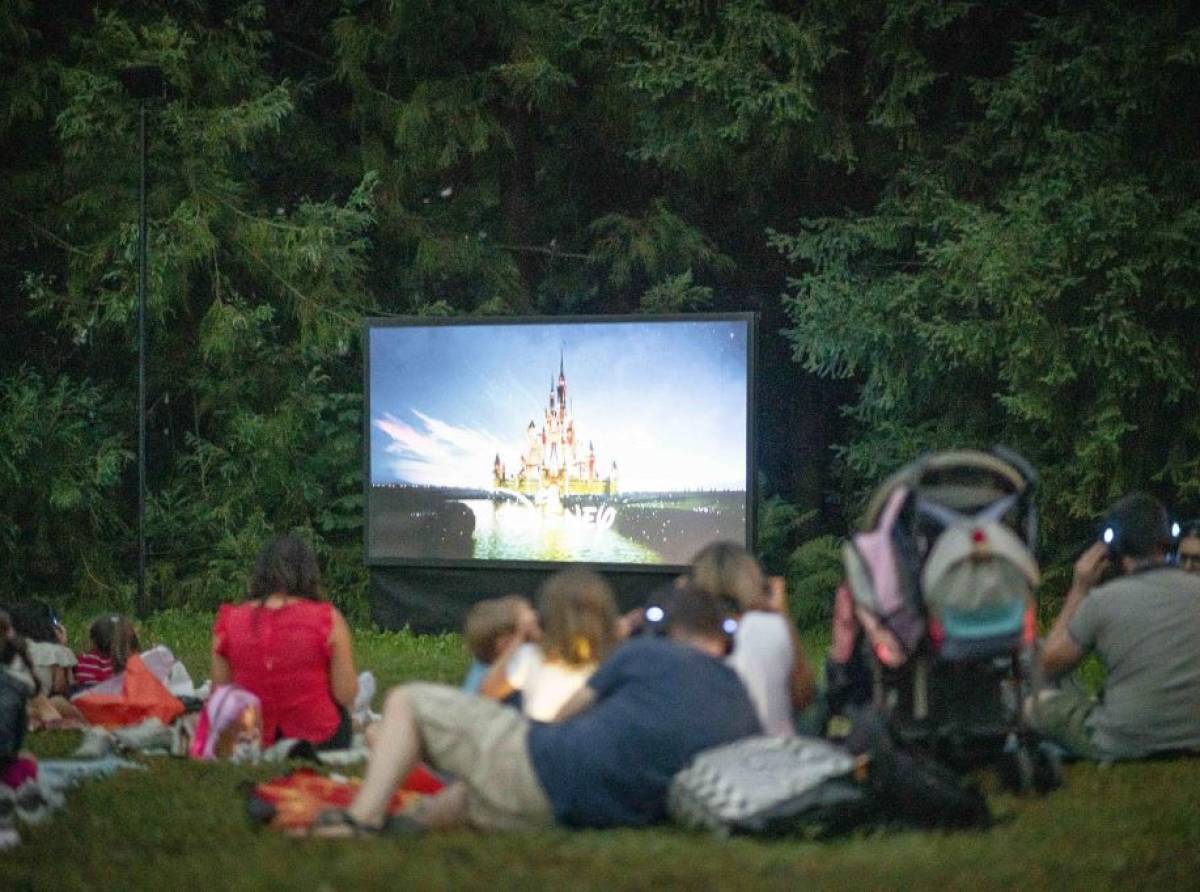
[366,316,751,566]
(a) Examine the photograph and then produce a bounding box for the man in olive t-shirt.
[1034,492,1200,760]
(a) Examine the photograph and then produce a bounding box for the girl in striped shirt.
[75,615,139,689]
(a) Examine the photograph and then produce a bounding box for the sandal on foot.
[382,813,427,837]
[309,808,384,839]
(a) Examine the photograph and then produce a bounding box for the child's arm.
[479,605,540,701]
[478,632,523,701]
[765,576,816,710]
[50,665,71,696]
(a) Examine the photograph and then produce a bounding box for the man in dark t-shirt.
[313,583,760,836]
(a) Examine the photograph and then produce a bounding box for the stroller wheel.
[997,746,1035,794]
[1032,743,1064,794]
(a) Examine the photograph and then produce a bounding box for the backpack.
[842,486,925,667]
[921,517,1038,658]
[667,736,871,838]
[190,684,263,762]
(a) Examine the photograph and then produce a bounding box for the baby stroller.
[827,447,1061,793]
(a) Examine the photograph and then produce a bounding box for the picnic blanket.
[248,766,445,833]
[37,757,146,790]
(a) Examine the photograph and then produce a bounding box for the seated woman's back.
[215,599,340,743]
[211,535,356,748]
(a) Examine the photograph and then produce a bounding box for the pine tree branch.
[235,241,359,329]
[491,241,594,261]
[5,208,91,257]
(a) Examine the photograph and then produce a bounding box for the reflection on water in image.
[463,499,660,563]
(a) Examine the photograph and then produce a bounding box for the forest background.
[1,0,1197,624]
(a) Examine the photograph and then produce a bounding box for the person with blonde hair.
[480,569,619,721]
[689,541,815,736]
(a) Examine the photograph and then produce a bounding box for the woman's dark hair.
[8,599,59,643]
[89,614,140,671]
[1,609,40,695]
[248,534,324,602]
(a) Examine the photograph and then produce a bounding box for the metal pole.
[137,99,147,618]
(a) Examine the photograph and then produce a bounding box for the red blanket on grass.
[250,766,445,832]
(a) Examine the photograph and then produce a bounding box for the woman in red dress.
[211,535,358,750]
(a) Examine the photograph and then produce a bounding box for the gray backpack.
[667,736,867,837]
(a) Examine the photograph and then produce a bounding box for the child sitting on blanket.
[5,601,85,729]
[7,600,75,696]
[461,596,534,695]
[479,570,619,722]
[75,614,139,690]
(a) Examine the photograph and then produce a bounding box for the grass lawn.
[5,610,1200,890]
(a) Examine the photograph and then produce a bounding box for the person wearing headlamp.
[1032,492,1200,760]
[1173,520,1200,574]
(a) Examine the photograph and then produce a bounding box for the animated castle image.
[492,353,617,498]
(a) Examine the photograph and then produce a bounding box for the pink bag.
[190,685,263,762]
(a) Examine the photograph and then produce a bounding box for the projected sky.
[369,320,749,492]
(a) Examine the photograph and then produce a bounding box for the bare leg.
[345,686,422,827]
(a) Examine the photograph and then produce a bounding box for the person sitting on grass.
[211,534,358,751]
[1174,520,1200,574]
[479,570,619,721]
[689,542,816,736]
[7,600,74,697]
[312,581,761,836]
[74,614,139,690]
[1032,492,1200,760]
[460,595,534,696]
[4,600,85,729]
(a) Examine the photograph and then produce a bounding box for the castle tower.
[493,352,613,496]
[557,350,567,409]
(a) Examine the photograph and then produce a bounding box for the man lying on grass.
[1033,492,1200,761]
[313,582,761,835]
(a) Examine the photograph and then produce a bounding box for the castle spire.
[557,350,567,408]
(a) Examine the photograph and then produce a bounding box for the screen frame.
[362,312,758,573]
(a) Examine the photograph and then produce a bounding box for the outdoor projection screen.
[365,314,754,569]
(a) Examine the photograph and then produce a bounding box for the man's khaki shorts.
[404,682,554,831]
[1027,682,1109,761]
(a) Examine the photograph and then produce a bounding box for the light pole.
[117,64,164,618]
